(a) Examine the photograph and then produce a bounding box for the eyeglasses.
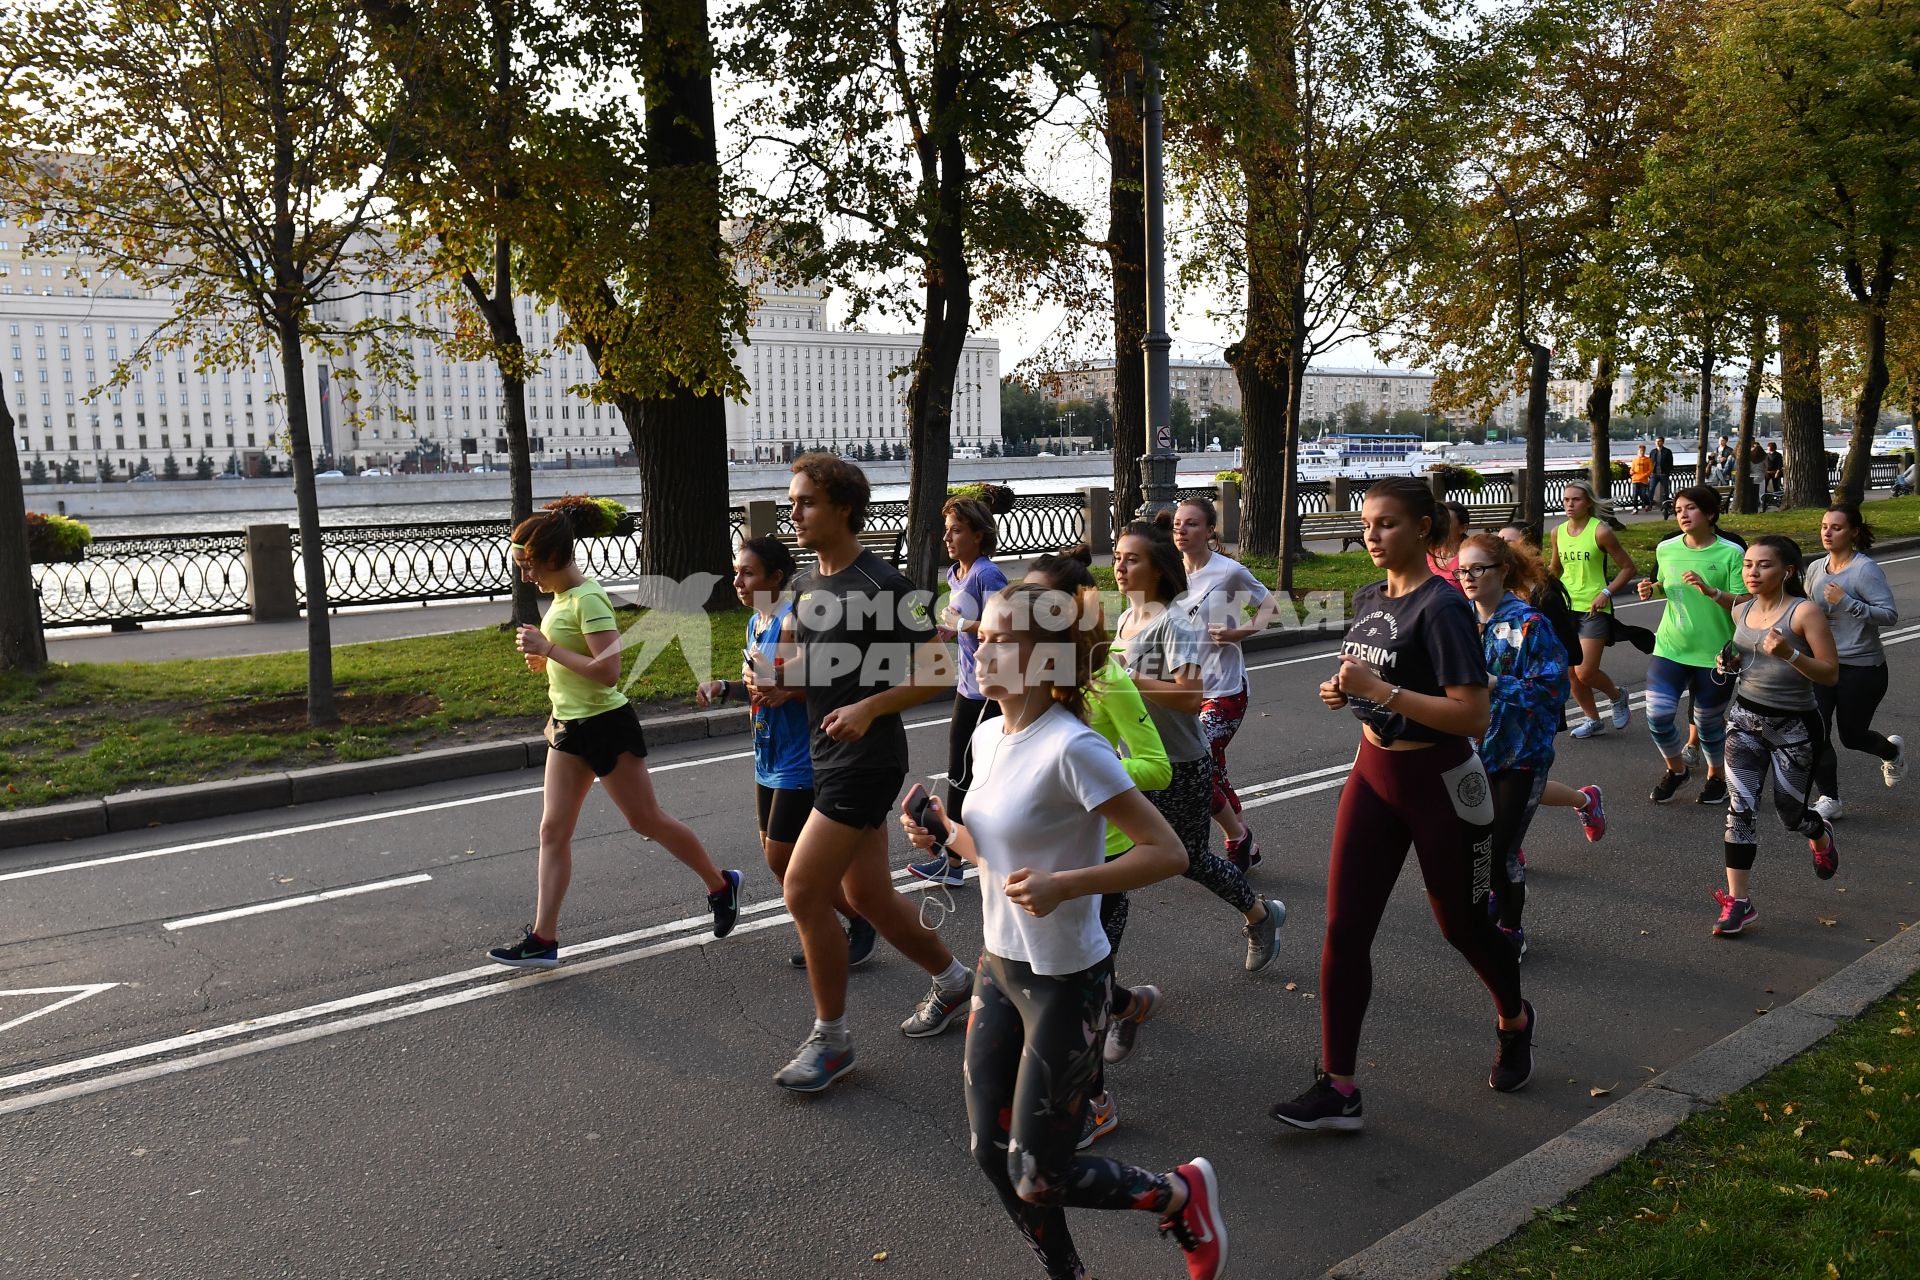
[1452,565,1501,581]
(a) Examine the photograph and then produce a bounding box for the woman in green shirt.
[487,510,742,969]
[1547,480,1640,740]
[1634,486,1749,806]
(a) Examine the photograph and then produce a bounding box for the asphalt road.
[4,555,1919,1280]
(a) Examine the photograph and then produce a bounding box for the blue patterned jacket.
[1477,592,1570,771]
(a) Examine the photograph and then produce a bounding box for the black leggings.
[1487,767,1546,932]
[1151,757,1257,914]
[966,951,1174,1280]
[1320,738,1519,1077]
[946,695,1001,822]
[1811,664,1896,800]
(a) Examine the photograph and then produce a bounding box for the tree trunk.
[1522,340,1549,535]
[467,250,537,626]
[1840,283,1891,504]
[1734,312,1765,515]
[1101,25,1146,537]
[0,388,46,671]
[1278,333,1307,590]
[1778,310,1827,510]
[1694,333,1715,491]
[1586,348,1614,499]
[278,312,338,726]
[1229,172,1288,562]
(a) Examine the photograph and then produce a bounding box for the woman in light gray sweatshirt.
[1805,504,1905,818]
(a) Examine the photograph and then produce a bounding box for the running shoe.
[1610,697,1631,731]
[1576,784,1607,842]
[1270,1068,1364,1132]
[1812,795,1843,823]
[1489,1000,1536,1093]
[1884,735,1906,787]
[1810,821,1839,880]
[1159,1157,1228,1280]
[1650,766,1691,804]
[487,926,558,969]
[788,916,880,969]
[900,977,973,1037]
[1243,898,1287,972]
[1499,925,1527,964]
[907,853,967,887]
[708,868,744,938]
[1225,832,1262,874]
[1571,716,1604,739]
[773,1031,855,1093]
[1680,743,1701,769]
[1104,983,1162,1065]
[1077,1090,1119,1151]
[1696,775,1729,806]
[1711,889,1757,936]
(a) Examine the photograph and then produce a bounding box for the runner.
[1712,536,1841,937]
[898,581,1229,1280]
[696,535,875,970]
[1272,478,1532,1133]
[1546,479,1638,739]
[1024,549,1171,1150]
[1427,500,1472,594]
[1637,486,1748,806]
[764,454,975,1093]
[489,511,741,968]
[1170,496,1284,872]
[1454,534,1606,962]
[1114,519,1285,973]
[908,494,1008,886]
[1805,504,1905,819]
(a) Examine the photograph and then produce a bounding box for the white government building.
[3,214,1001,477]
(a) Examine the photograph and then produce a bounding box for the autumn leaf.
[1591,1084,1615,1098]
[1827,1150,1854,1160]
[1819,916,1838,927]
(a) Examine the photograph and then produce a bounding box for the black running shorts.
[545,703,649,777]
[811,768,907,831]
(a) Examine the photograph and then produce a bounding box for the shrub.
[1609,460,1630,481]
[1432,463,1486,493]
[946,482,1015,514]
[1215,469,1243,486]
[26,512,93,563]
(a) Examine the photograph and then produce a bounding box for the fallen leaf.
[1865,1110,1879,1123]
[1828,1150,1854,1160]
[1697,1220,1713,1233]
[1591,1084,1615,1098]
[1908,1148,1920,1167]
[1854,1062,1876,1075]
[1285,982,1298,992]
[1825,1264,1840,1280]
[872,1251,888,1262]
[1865,1156,1885,1166]
[1819,917,1839,927]
[1795,1123,1809,1137]
[1806,1187,1831,1200]
[1784,1104,1796,1114]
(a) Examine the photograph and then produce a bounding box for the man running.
[763,453,976,1093]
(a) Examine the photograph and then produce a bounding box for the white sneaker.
[1571,717,1604,739]
[1812,795,1843,822]
[1886,735,1907,788]
[1680,743,1701,769]
[1610,698,1632,731]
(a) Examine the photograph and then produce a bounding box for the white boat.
[1295,433,1433,479]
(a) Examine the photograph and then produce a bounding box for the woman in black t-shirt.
[1270,478,1533,1134]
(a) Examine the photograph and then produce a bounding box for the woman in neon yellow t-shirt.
[486,510,741,970]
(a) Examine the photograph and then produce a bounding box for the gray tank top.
[1734,600,1813,711]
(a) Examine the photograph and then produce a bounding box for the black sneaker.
[1270,1067,1364,1132]
[789,917,878,969]
[1490,1000,1535,1093]
[708,869,743,938]
[1696,775,1728,806]
[1650,767,1691,804]
[488,926,559,969]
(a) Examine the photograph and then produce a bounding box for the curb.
[1325,922,1920,1280]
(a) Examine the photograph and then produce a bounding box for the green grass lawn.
[1450,975,1920,1280]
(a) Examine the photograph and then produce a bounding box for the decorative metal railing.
[292,521,513,608]
[32,532,251,628]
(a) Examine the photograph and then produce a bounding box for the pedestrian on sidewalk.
[899,580,1229,1280]
[1711,536,1841,937]
[1805,505,1905,820]
[1652,436,1675,509]
[1629,447,1654,511]
[697,534,875,970]
[1273,477,1532,1134]
[489,510,742,969]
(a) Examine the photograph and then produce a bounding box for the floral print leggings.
[1199,684,1250,817]
[966,950,1174,1280]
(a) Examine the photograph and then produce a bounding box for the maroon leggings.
[1320,736,1522,1077]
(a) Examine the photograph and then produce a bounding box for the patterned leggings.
[1199,685,1249,817]
[1645,655,1732,761]
[966,951,1174,1280]
[1151,756,1258,914]
[1723,700,1825,871]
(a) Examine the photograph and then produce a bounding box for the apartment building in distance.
[1044,357,1438,423]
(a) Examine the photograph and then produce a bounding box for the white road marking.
[162,874,434,931]
[1241,776,1350,810]
[1236,763,1350,796]
[0,984,119,1036]
[1247,648,1339,672]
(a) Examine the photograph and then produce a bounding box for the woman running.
[1454,534,1606,961]
[1114,519,1285,973]
[1547,479,1638,739]
[698,535,875,969]
[908,495,1009,886]
[1711,536,1841,936]
[1428,500,1472,595]
[491,511,741,967]
[1271,478,1531,1133]
[1023,549,1170,1150]
[900,581,1229,1280]
[1637,486,1748,806]
[1805,505,1905,819]
[1171,496,1284,872]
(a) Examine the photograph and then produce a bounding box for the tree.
[195,456,214,480]
[61,459,80,483]
[1095,6,1148,525]
[34,0,418,725]
[733,0,1090,586]
[0,16,47,670]
[29,458,48,485]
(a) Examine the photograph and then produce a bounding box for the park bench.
[773,526,907,567]
[1299,500,1521,551]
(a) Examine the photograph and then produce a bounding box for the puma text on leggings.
[1644,655,1733,761]
[1321,737,1520,1077]
[1199,685,1249,817]
[1723,699,1826,870]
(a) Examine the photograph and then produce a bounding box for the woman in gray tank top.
[1710,536,1841,938]
[1805,505,1905,819]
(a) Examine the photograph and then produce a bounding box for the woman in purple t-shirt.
[908,495,1009,887]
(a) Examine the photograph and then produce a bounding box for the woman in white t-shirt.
[900,582,1229,1280]
[1171,497,1284,872]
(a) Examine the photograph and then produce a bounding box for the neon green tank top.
[1554,518,1612,614]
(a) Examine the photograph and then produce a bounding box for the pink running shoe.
[1712,889,1757,936]
[1577,785,1607,843]
[1811,821,1839,880]
[1161,1157,1228,1280]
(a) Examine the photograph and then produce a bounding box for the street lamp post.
[1135,2,1177,519]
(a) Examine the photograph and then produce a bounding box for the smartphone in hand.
[903,783,951,847]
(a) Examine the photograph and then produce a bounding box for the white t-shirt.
[1177,553,1272,697]
[964,703,1136,975]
